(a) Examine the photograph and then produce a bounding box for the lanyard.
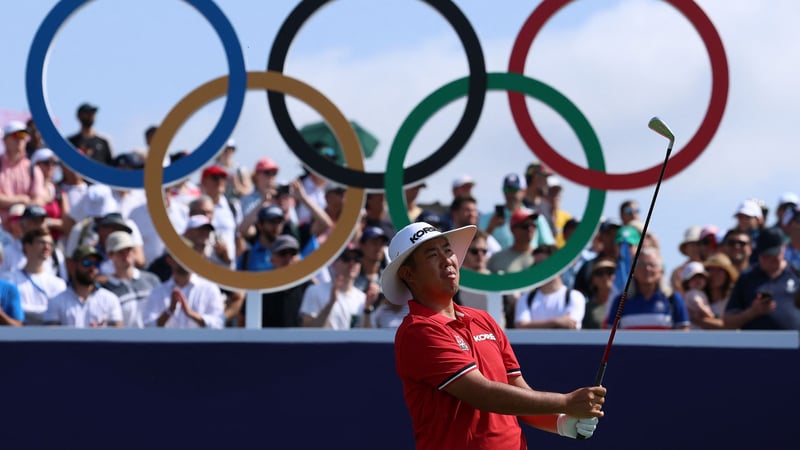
[22,269,51,301]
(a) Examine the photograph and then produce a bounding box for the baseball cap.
[3,120,27,136]
[225,138,236,149]
[202,165,228,179]
[254,157,278,173]
[502,173,526,191]
[546,176,562,190]
[681,261,708,282]
[30,148,58,165]
[77,103,98,115]
[270,235,300,254]
[615,225,641,246]
[22,205,47,219]
[8,204,26,220]
[380,222,476,305]
[106,230,136,253]
[525,161,553,180]
[360,226,389,244]
[756,227,786,256]
[97,213,133,233]
[72,245,100,261]
[510,207,539,227]
[591,258,617,273]
[452,175,475,189]
[734,199,763,219]
[185,215,215,231]
[778,191,799,207]
[258,205,284,222]
[598,218,622,234]
[416,209,442,227]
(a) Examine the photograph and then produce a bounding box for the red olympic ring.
[508,0,729,190]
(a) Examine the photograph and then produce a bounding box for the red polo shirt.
[395,301,526,450]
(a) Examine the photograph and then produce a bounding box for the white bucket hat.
[380,222,476,305]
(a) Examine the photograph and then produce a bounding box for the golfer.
[382,222,606,450]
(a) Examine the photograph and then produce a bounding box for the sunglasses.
[259,170,278,176]
[503,188,520,195]
[7,131,28,140]
[623,207,640,215]
[340,254,363,264]
[724,239,749,247]
[593,268,616,277]
[38,159,59,166]
[80,258,101,268]
[468,247,488,256]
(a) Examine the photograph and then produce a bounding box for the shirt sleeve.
[514,292,532,325]
[197,284,225,329]
[669,292,690,328]
[567,289,586,329]
[5,284,25,322]
[396,321,478,391]
[142,285,167,327]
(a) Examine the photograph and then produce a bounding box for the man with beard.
[67,103,113,165]
[44,245,122,328]
[142,244,225,329]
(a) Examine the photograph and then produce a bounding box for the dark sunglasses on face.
[340,254,363,264]
[623,206,640,215]
[468,247,487,256]
[80,258,101,268]
[503,188,520,195]
[725,239,749,247]
[514,221,536,229]
[259,170,278,176]
[593,268,616,277]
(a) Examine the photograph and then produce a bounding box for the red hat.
[202,165,228,179]
[254,157,278,172]
[510,207,539,227]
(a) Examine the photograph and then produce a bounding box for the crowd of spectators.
[1,105,798,331]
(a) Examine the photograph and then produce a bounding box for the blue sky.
[3,0,800,275]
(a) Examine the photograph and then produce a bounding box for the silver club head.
[648,117,675,144]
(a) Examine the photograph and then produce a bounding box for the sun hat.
[703,253,739,283]
[380,222,476,305]
[679,225,702,256]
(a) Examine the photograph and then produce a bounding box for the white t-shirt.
[515,285,586,329]
[141,275,225,329]
[44,287,123,328]
[128,200,189,265]
[300,282,366,329]
[1,269,67,324]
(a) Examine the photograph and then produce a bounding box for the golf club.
[577,116,675,439]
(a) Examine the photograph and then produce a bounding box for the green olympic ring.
[385,72,606,293]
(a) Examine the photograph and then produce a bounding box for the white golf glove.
[557,414,599,439]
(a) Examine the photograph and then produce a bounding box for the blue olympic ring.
[25,0,247,188]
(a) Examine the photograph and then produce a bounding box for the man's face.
[73,256,100,285]
[511,218,537,244]
[110,246,135,270]
[78,111,95,128]
[359,237,387,262]
[634,252,662,287]
[257,217,284,241]
[463,237,488,271]
[453,201,479,227]
[332,251,363,279]
[735,213,759,231]
[3,130,28,154]
[400,237,460,299]
[759,249,784,275]
[270,247,299,269]
[722,233,751,264]
[24,235,54,262]
[201,174,227,196]
[622,203,640,224]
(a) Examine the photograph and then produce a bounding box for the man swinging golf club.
[382,222,606,450]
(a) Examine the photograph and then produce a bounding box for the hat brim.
[380,225,476,306]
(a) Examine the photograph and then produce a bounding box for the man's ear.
[397,265,413,286]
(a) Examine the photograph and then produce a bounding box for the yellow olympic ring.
[144,71,366,291]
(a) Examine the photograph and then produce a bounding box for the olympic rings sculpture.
[26,0,728,293]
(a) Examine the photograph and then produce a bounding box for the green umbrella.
[299,120,379,163]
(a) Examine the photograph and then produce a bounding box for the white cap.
[547,176,562,189]
[8,203,26,218]
[734,199,763,219]
[186,214,215,230]
[106,231,136,253]
[84,185,119,218]
[225,138,236,148]
[452,175,475,189]
[778,192,799,206]
[3,120,27,136]
[30,148,58,165]
[681,261,708,282]
[380,222,476,305]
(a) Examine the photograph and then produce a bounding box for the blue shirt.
[606,288,689,330]
[0,278,24,322]
[726,263,800,330]
[238,236,319,271]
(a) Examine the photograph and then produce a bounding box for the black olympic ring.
[267,0,487,190]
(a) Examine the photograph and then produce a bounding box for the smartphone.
[757,290,773,301]
[494,204,505,219]
[277,184,290,196]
